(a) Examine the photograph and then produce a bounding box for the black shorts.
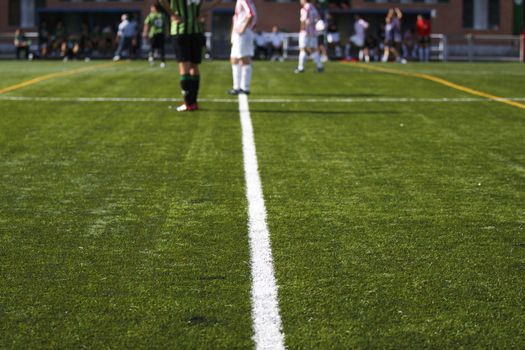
[151,33,165,50]
[173,33,205,64]
[419,36,431,46]
[317,34,326,46]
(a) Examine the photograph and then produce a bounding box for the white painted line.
[239,93,286,350]
[1,95,524,104]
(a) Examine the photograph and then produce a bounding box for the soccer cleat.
[317,66,324,73]
[112,56,120,62]
[176,103,198,112]
[294,68,304,74]
[227,89,242,95]
[240,89,250,95]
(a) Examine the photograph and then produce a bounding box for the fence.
[445,34,524,62]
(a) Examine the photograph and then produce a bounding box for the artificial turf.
[0,60,524,349]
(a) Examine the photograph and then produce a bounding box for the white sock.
[241,64,252,92]
[312,51,322,68]
[232,63,242,90]
[298,51,307,70]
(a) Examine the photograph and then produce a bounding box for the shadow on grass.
[199,107,401,116]
[256,92,380,98]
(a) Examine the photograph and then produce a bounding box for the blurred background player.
[14,29,30,60]
[254,30,268,60]
[268,25,284,62]
[228,0,257,95]
[295,0,323,73]
[315,18,328,63]
[113,14,135,61]
[61,34,80,61]
[143,4,167,68]
[39,22,50,58]
[416,14,431,63]
[347,14,369,62]
[159,0,221,112]
[326,22,342,59]
[382,8,405,63]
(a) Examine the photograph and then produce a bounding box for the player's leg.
[418,39,424,62]
[310,36,323,72]
[382,43,390,62]
[185,33,205,108]
[172,34,201,111]
[296,32,307,73]
[424,37,430,62]
[178,61,194,109]
[240,56,252,94]
[159,34,166,67]
[148,36,155,66]
[229,32,243,94]
[239,30,254,93]
[188,63,200,106]
[229,56,242,94]
[113,37,124,60]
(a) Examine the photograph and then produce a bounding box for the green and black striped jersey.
[170,0,204,35]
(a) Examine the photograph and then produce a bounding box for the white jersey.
[118,20,135,38]
[233,0,257,33]
[354,19,369,41]
[300,3,319,37]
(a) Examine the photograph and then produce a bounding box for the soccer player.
[228,0,257,95]
[143,4,167,68]
[295,0,323,73]
[416,14,431,63]
[159,0,221,112]
[14,29,29,60]
[382,8,405,63]
[113,14,135,61]
[349,14,369,62]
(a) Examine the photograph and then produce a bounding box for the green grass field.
[1,60,524,349]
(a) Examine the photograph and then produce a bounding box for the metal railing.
[446,34,523,62]
[431,33,447,62]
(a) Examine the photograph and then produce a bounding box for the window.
[463,0,500,30]
[488,0,500,29]
[8,0,21,27]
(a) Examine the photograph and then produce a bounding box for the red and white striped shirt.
[233,0,257,33]
[300,3,319,36]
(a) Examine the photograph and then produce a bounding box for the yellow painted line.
[350,63,525,111]
[0,61,125,95]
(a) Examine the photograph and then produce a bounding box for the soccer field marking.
[0,62,125,95]
[239,93,286,350]
[352,63,525,111]
[1,95,525,104]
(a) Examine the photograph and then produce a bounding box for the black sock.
[190,75,200,105]
[180,74,191,105]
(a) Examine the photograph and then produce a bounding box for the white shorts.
[231,29,254,58]
[350,34,365,48]
[299,32,317,50]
